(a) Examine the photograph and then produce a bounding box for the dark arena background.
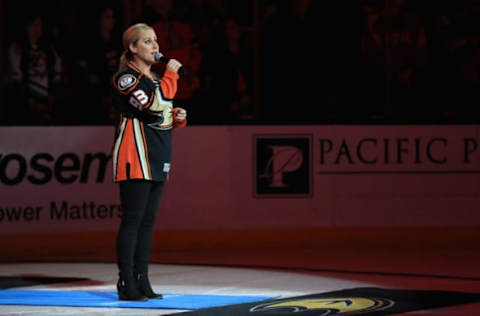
[0,0,479,315]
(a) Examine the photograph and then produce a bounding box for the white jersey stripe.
[133,118,152,180]
[112,117,128,181]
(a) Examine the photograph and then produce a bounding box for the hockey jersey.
[111,63,186,182]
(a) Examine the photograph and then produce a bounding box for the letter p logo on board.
[264,146,303,187]
[254,135,312,198]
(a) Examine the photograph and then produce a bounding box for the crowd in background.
[1,0,480,125]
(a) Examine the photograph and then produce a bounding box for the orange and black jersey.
[111,63,186,182]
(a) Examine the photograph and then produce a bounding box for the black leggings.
[117,179,165,277]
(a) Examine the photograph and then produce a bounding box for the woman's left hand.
[174,107,187,122]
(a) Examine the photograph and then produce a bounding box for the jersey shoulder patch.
[113,67,141,94]
[117,74,137,91]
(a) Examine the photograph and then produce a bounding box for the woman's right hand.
[166,59,182,74]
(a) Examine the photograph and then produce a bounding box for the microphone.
[154,52,187,75]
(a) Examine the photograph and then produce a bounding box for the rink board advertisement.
[1,125,479,234]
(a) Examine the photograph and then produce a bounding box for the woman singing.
[111,23,186,301]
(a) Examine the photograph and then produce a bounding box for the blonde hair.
[118,23,154,70]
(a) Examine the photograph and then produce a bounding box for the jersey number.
[133,90,149,105]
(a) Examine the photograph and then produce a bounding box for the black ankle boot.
[136,273,163,299]
[117,278,148,301]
